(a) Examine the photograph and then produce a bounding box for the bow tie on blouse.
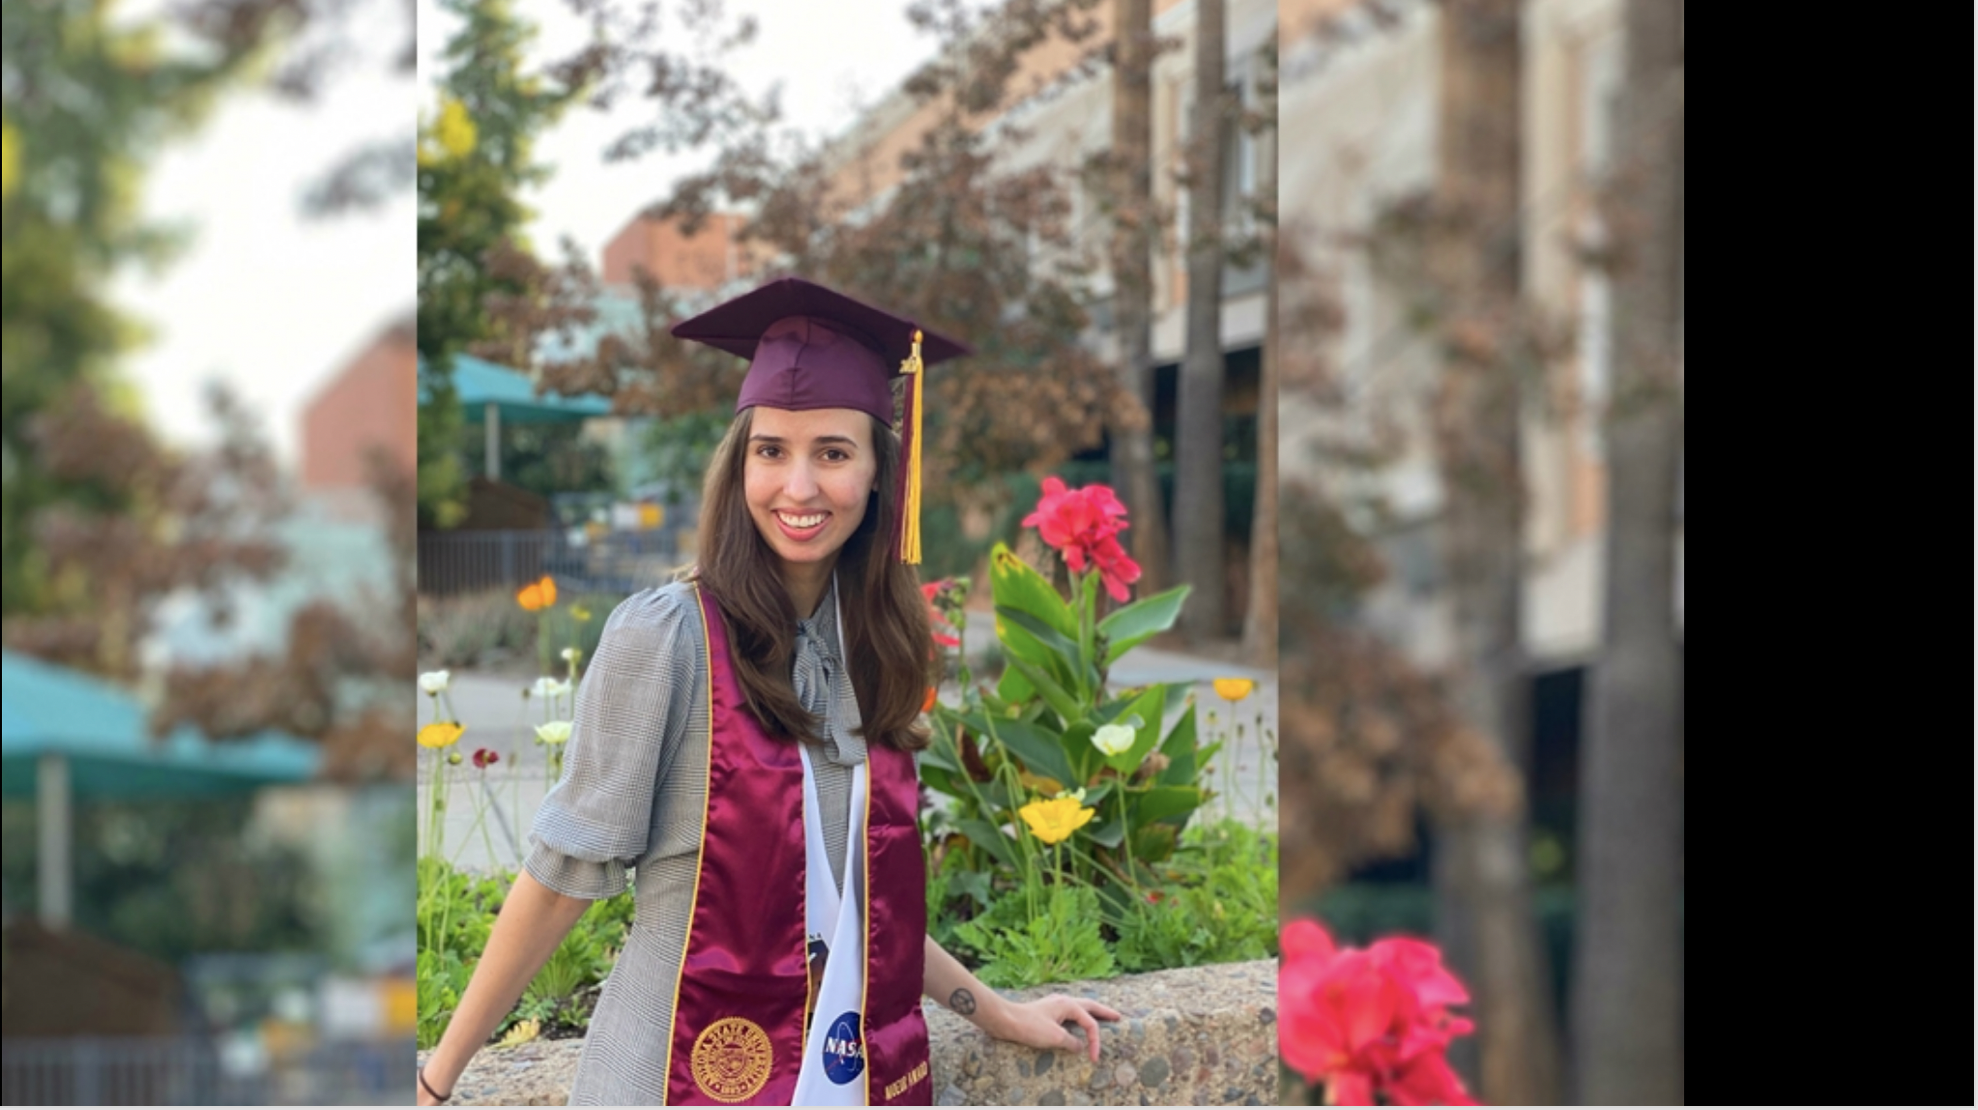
[793,610,866,768]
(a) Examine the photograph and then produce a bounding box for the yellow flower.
[497,1019,540,1048]
[570,604,593,623]
[434,97,478,159]
[1018,796,1096,845]
[1212,677,1256,702]
[1,123,19,201]
[418,722,465,749]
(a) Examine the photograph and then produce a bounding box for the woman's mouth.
[773,510,830,541]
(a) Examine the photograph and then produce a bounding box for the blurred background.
[2,0,418,1102]
[1273,0,1682,1104]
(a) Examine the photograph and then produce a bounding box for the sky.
[110,0,417,467]
[118,0,939,468]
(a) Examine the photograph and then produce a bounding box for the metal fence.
[418,528,688,597]
[1,1037,412,1106]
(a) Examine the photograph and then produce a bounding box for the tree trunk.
[1243,77,1278,669]
[1427,1,1561,1104]
[1572,0,1684,1102]
[1108,0,1168,593]
[1175,0,1227,641]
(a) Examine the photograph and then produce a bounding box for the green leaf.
[996,606,1094,697]
[1157,702,1200,786]
[1103,684,1168,775]
[996,666,1035,705]
[1098,584,1191,663]
[1133,785,1204,825]
[1003,653,1083,726]
[1085,809,1126,849]
[988,543,1077,640]
[954,817,1018,869]
[971,712,1078,789]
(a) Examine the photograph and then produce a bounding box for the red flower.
[921,580,961,649]
[472,748,500,770]
[1023,477,1133,584]
[1089,535,1142,603]
[1281,920,1479,1107]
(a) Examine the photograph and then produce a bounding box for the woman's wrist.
[945,984,1011,1037]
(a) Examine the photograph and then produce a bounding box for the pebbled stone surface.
[418,959,1278,1106]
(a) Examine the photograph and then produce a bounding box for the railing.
[0,1037,412,1106]
[417,528,688,598]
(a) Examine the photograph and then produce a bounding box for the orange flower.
[517,575,558,611]
[1212,677,1257,702]
[922,686,938,714]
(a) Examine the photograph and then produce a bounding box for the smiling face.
[743,406,879,597]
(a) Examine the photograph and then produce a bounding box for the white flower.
[529,676,572,700]
[1092,723,1136,757]
[418,670,451,696]
[534,720,573,745]
[561,647,582,663]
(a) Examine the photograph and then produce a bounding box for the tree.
[1173,0,1228,640]
[505,0,1131,537]
[415,0,580,528]
[1104,0,1170,595]
[1426,1,1562,1102]
[0,0,257,623]
[1241,34,1278,667]
[1572,0,1684,1101]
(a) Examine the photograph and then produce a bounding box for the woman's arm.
[416,872,593,1104]
[923,935,1122,1063]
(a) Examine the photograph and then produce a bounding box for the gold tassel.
[901,329,924,565]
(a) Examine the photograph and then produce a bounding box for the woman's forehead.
[747,405,872,445]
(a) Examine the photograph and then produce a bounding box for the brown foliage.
[6,384,418,781]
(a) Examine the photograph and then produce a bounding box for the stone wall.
[420,960,1278,1106]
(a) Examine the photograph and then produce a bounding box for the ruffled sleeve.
[525,585,700,900]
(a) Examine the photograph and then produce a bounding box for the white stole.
[792,578,870,1105]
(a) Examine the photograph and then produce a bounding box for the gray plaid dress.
[525,577,867,1105]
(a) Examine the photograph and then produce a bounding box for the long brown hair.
[692,407,934,752]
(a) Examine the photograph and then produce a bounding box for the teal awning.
[0,651,320,800]
[418,353,614,426]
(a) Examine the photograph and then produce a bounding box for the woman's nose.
[784,463,820,500]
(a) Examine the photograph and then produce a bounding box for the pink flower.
[1022,477,1138,599]
[1089,535,1142,603]
[1280,920,1479,1107]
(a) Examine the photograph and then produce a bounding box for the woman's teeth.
[779,512,826,528]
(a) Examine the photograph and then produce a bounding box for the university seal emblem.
[689,1017,774,1103]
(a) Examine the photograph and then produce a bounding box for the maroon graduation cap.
[670,276,970,564]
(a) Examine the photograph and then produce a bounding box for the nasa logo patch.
[820,1010,864,1085]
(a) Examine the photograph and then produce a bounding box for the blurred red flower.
[472,748,500,770]
[1280,919,1479,1107]
[921,580,961,648]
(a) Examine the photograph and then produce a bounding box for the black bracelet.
[419,1066,452,1104]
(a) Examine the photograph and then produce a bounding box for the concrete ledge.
[420,960,1278,1106]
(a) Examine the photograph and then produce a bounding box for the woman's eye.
[822,449,849,462]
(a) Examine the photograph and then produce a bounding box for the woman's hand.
[983,993,1123,1063]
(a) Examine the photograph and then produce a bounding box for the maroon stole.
[661,584,933,1105]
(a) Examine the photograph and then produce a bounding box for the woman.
[418,278,1119,1106]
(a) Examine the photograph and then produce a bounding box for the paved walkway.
[417,616,1276,873]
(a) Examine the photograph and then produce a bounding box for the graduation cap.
[671,276,970,564]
